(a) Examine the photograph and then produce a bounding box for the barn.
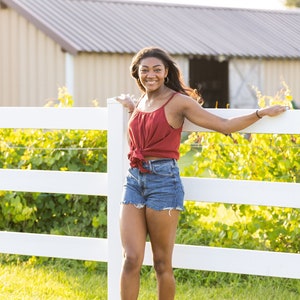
[1,0,300,108]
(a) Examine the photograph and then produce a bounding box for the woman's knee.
[153,258,172,275]
[122,251,143,273]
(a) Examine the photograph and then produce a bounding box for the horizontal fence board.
[182,177,300,208]
[0,169,107,195]
[0,232,107,261]
[0,107,298,132]
[183,109,300,134]
[3,231,299,279]
[1,170,299,208]
[0,107,108,130]
[143,242,300,279]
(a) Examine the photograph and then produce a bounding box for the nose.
[147,70,156,77]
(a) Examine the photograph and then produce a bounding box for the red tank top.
[128,93,182,172]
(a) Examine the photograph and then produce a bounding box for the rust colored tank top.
[128,92,182,172]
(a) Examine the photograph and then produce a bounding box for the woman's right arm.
[115,94,136,113]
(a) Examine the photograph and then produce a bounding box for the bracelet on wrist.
[256,109,262,119]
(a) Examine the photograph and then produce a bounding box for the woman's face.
[138,57,168,92]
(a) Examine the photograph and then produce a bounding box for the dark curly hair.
[130,47,203,103]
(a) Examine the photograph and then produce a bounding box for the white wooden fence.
[0,100,299,299]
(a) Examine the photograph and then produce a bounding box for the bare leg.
[146,208,180,300]
[120,204,147,300]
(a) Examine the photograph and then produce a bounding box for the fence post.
[107,98,129,299]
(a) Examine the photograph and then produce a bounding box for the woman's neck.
[145,86,169,101]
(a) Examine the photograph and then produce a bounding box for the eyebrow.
[140,64,163,68]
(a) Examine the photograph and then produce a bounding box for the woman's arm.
[181,96,288,134]
[115,94,136,113]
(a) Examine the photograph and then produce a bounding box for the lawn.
[0,257,299,299]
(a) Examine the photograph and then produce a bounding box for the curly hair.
[130,47,203,103]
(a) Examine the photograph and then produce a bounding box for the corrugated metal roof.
[2,0,300,58]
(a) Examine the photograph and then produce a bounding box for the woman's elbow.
[215,122,232,135]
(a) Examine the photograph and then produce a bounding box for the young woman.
[116,47,287,300]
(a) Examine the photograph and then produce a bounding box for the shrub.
[177,82,300,254]
[0,88,107,238]
[0,128,107,237]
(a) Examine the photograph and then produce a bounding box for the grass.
[0,257,107,299]
[0,257,299,299]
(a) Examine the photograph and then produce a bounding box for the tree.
[285,0,300,7]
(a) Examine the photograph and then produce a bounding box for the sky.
[134,0,286,10]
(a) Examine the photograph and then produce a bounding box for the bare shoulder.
[171,93,204,114]
[172,93,199,108]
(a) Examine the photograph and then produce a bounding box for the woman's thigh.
[146,208,180,263]
[120,204,148,261]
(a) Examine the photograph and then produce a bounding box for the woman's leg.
[120,204,147,300]
[146,208,180,300]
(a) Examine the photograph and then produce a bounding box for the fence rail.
[0,102,299,299]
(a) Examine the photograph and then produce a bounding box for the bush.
[177,81,300,254]
[0,128,107,238]
[178,93,300,254]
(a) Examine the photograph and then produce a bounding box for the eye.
[140,69,148,74]
[154,69,162,73]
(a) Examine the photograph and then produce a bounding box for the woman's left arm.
[181,96,288,135]
[220,105,288,134]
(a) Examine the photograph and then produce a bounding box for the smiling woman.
[114,46,288,300]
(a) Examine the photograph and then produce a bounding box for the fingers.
[270,105,290,116]
[114,94,136,112]
[115,94,134,102]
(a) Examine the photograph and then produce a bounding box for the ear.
[164,67,169,78]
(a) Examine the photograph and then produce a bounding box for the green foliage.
[181,132,300,182]
[178,131,300,254]
[178,81,300,258]
[0,128,107,237]
[0,86,108,253]
[177,201,300,253]
[252,80,294,109]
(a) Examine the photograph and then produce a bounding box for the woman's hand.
[257,105,290,118]
[115,94,136,113]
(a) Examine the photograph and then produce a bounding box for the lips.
[146,80,156,84]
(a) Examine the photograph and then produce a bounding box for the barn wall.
[73,53,138,107]
[2,5,300,108]
[0,6,65,106]
[263,59,300,107]
[229,58,300,108]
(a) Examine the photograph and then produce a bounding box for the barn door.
[229,59,263,108]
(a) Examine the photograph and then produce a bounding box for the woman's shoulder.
[172,92,198,106]
[165,92,200,117]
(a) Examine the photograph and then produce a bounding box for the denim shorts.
[121,159,184,211]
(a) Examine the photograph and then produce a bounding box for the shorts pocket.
[151,162,175,177]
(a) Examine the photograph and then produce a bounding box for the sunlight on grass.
[0,261,300,299]
[0,263,107,299]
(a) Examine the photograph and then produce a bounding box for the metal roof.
[2,0,300,58]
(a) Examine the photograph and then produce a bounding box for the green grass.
[0,257,107,299]
[140,267,300,300]
[0,257,299,299]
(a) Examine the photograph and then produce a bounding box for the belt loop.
[147,160,153,172]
